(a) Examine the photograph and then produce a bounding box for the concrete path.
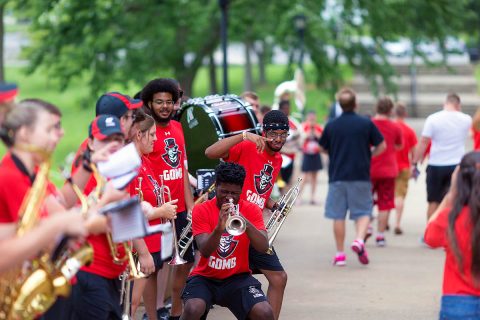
[135,118,460,320]
[204,118,446,320]
[207,165,444,320]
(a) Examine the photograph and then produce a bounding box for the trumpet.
[226,199,246,236]
[90,165,146,278]
[265,178,302,254]
[178,183,216,258]
[158,175,186,266]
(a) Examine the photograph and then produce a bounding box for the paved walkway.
[204,118,446,319]
[135,118,460,319]
[207,165,444,319]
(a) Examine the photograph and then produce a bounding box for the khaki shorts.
[395,169,410,198]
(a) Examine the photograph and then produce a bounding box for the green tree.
[16,0,221,96]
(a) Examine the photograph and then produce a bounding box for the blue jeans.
[440,295,480,319]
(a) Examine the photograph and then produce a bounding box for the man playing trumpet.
[181,162,273,320]
[205,110,289,319]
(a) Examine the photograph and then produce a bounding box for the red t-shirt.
[147,121,187,212]
[71,138,89,173]
[224,140,282,210]
[0,152,56,223]
[302,123,323,155]
[395,120,418,172]
[77,172,127,279]
[371,119,403,179]
[424,206,480,296]
[128,156,162,253]
[190,198,265,280]
[473,127,480,151]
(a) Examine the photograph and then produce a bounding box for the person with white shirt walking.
[413,93,472,221]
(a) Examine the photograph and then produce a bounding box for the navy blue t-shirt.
[319,111,384,182]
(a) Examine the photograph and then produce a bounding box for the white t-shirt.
[422,109,472,166]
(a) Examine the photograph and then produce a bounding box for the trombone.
[90,165,146,278]
[158,175,187,266]
[265,178,302,254]
[178,183,216,258]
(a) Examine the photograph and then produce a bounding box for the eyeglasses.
[266,131,289,139]
[153,100,174,107]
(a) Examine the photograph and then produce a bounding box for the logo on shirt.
[161,138,181,168]
[254,164,274,195]
[216,233,238,258]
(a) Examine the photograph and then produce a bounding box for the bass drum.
[178,94,261,175]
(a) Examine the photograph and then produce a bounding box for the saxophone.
[0,158,93,320]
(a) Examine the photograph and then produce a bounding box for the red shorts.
[371,178,395,211]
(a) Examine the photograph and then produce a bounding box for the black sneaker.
[157,307,169,320]
[142,308,170,320]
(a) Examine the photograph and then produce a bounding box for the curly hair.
[262,110,289,131]
[140,78,180,106]
[215,162,246,187]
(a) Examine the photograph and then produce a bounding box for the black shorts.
[182,273,267,320]
[175,210,195,263]
[280,160,294,185]
[71,271,122,320]
[150,251,164,271]
[426,165,456,203]
[249,246,284,273]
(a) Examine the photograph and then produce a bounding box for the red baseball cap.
[0,83,18,103]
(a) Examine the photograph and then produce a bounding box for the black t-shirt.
[319,111,384,182]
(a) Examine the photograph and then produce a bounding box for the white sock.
[355,238,364,245]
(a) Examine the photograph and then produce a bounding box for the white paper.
[97,143,141,189]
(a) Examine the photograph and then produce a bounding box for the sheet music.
[196,169,215,190]
[109,204,147,242]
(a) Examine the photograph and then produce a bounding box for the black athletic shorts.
[150,251,164,271]
[182,273,267,320]
[426,165,456,203]
[71,271,122,320]
[249,245,284,273]
[175,210,195,263]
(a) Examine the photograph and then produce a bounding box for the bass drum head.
[178,103,221,175]
[178,95,260,176]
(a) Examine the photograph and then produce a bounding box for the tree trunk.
[243,39,253,92]
[256,40,267,85]
[208,52,217,94]
[0,3,5,82]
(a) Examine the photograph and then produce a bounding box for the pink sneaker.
[333,253,346,266]
[351,240,369,265]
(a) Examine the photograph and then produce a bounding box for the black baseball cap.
[89,115,124,140]
[95,92,143,118]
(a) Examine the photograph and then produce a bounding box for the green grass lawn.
[2,64,344,183]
